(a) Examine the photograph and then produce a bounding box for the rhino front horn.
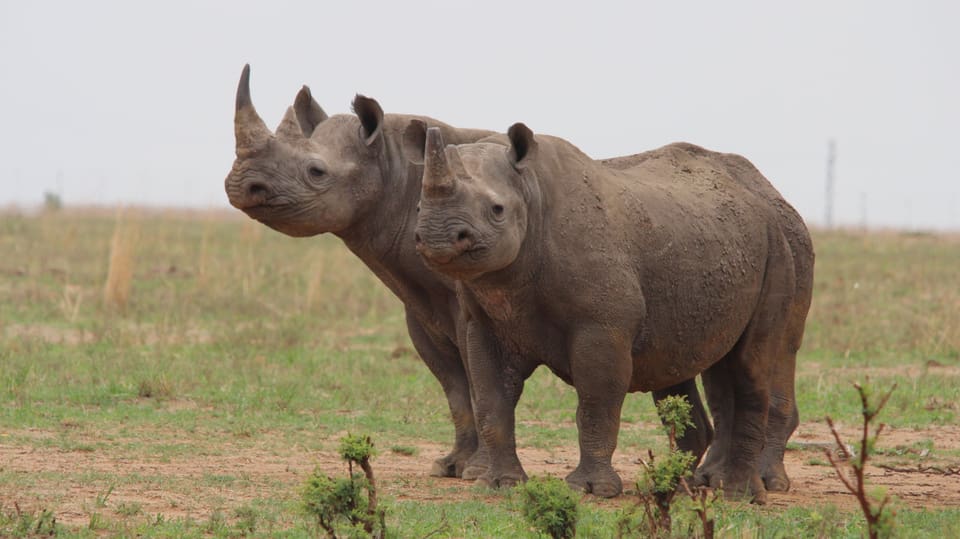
[234,64,272,151]
[423,127,456,196]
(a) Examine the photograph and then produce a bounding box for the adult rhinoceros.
[222,66,716,480]
[408,123,813,502]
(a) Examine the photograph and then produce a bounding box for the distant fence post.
[825,139,836,229]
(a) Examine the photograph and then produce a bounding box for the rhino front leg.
[405,312,478,478]
[466,320,527,489]
[565,328,630,498]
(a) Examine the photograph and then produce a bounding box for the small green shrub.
[641,450,697,496]
[628,395,712,538]
[302,471,369,537]
[340,434,376,463]
[301,434,385,538]
[520,476,580,539]
[655,394,695,443]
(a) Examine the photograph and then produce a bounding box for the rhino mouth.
[241,203,280,218]
[240,202,326,238]
[464,245,488,260]
[241,198,307,219]
[423,245,488,272]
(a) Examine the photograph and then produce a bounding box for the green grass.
[1,210,959,537]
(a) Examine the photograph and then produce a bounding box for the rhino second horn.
[234,64,272,151]
[294,85,328,137]
[275,106,303,140]
[423,127,455,196]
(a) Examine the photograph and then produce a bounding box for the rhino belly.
[627,278,760,392]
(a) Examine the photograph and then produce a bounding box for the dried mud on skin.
[2,423,959,527]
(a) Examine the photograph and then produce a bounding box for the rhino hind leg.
[701,339,800,494]
[745,364,802,496]
[698,355,797,494]
[725,239,806,504]
[758,355,799,492]
[692,348,770,504]
[760,270,811,492]
[694,363,736,488]
[723,353,771,505]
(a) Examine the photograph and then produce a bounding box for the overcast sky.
[1,1,957,230]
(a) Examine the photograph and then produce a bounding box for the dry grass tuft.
[59,284,84,322]
[303,250,327,313]
[196,216,213,286]
[239,218,264,297]
[103,209,141,310]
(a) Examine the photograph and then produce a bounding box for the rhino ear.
[352,94,384,147]
[294,85,328,137]
[402,119,428,165]
[507,122,538,170]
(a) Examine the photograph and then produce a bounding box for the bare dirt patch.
[2,422,958,527]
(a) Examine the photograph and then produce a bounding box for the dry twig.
[824,382,898,539]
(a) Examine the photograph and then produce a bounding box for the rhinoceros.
[222,65,718,480]
[407,123,813,502]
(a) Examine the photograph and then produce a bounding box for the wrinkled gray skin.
[409,124,813,502]
[599,150,811,494]
[222,65,717,481]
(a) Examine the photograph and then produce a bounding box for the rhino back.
[604,141,814,346]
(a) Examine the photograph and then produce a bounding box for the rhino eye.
[492,204,504,216]
[308,166,326,178]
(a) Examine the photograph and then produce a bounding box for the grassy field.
[1,208,959,537]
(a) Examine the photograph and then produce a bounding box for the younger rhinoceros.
[409,124,812,502]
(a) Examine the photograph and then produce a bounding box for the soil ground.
[3,422,958,526]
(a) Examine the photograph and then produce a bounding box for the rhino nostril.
[247,182,268,199]
[414,233,422,244]
[457,230,471,242]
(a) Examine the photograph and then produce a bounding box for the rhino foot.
[430,450,474,478]
[719,474,767,505]
[694,465,767,504]
[761,462,791,492]
[475,468,527,490]
[461,463,488,481]
[692,462,723,488]
[461,447,490,481]
[430,458,459,478]
[566,465,623,498]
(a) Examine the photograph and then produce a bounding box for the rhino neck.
[336,125,425,293]
[333,118,462,337]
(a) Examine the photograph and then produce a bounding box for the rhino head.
[405,121,537,279]
[224,65,388,237]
